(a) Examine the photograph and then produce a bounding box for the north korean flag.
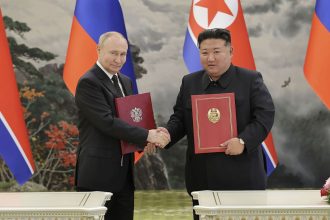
[0,8,35,185]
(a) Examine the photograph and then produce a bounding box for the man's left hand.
[144,143,157,155]
[221,137,244,156]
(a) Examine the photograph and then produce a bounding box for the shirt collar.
[96,61,118,80]
[202,64,234,90]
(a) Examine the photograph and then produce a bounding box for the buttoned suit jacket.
[166,65,275,194]
[75,64,148,193]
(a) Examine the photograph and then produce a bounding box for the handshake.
[145,127,170,154]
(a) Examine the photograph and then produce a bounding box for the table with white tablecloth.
[0,191,112,220]
[192,190,329,220]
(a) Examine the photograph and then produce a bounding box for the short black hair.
[197,28,231,48]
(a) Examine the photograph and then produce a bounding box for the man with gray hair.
[74,31,169,220]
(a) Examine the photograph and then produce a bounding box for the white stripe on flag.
[261,141,276,168]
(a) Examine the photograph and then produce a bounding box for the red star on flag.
[195,0,233,26]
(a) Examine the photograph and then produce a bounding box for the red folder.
[115,93,156,154]
[192,93,237,154]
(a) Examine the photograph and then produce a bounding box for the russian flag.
[183,0,278,175]
[63,0,138,95]
[0,8,35,185]
[304,0,330,109]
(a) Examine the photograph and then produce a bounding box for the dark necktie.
[111,75,124,97]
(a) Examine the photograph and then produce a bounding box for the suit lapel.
[118,73,133,96]
[92,64,121,97]
[102,79,118,96]
[92,64,134,97]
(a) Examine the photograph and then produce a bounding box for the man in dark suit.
[74,31,169,220]
[159,28,275,219]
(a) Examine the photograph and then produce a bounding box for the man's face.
[97,36,128,74]
[199,38,233,80]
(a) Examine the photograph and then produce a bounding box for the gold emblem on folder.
[207,108,220,123]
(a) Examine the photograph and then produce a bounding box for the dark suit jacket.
[166,65,275,194]
[75,64,148,193]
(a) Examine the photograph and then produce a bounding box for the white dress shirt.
[96,61,125,96]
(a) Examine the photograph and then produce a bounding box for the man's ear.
[96,45,101,54]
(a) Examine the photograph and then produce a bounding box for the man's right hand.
[147,129,170,148]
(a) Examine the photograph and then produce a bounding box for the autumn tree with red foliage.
[19,85,78,190]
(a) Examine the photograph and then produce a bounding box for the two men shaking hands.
[145,127,170,154]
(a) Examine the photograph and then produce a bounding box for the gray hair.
[98,32,127,48]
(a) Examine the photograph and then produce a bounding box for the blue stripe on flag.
[315,0,330,32]
[183,30,203,73]
[74,0,127,43]
[0,118,33,185]
[264,152,276,176]
[74,0,138,93]
[261,143,276,176]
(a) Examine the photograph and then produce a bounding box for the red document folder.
[192,93,237,154]
[115,92,156,154]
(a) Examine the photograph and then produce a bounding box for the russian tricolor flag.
[63,0,138,95]
[183,0,278,175]
[304,0,330,109]
[0,8,35,185]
